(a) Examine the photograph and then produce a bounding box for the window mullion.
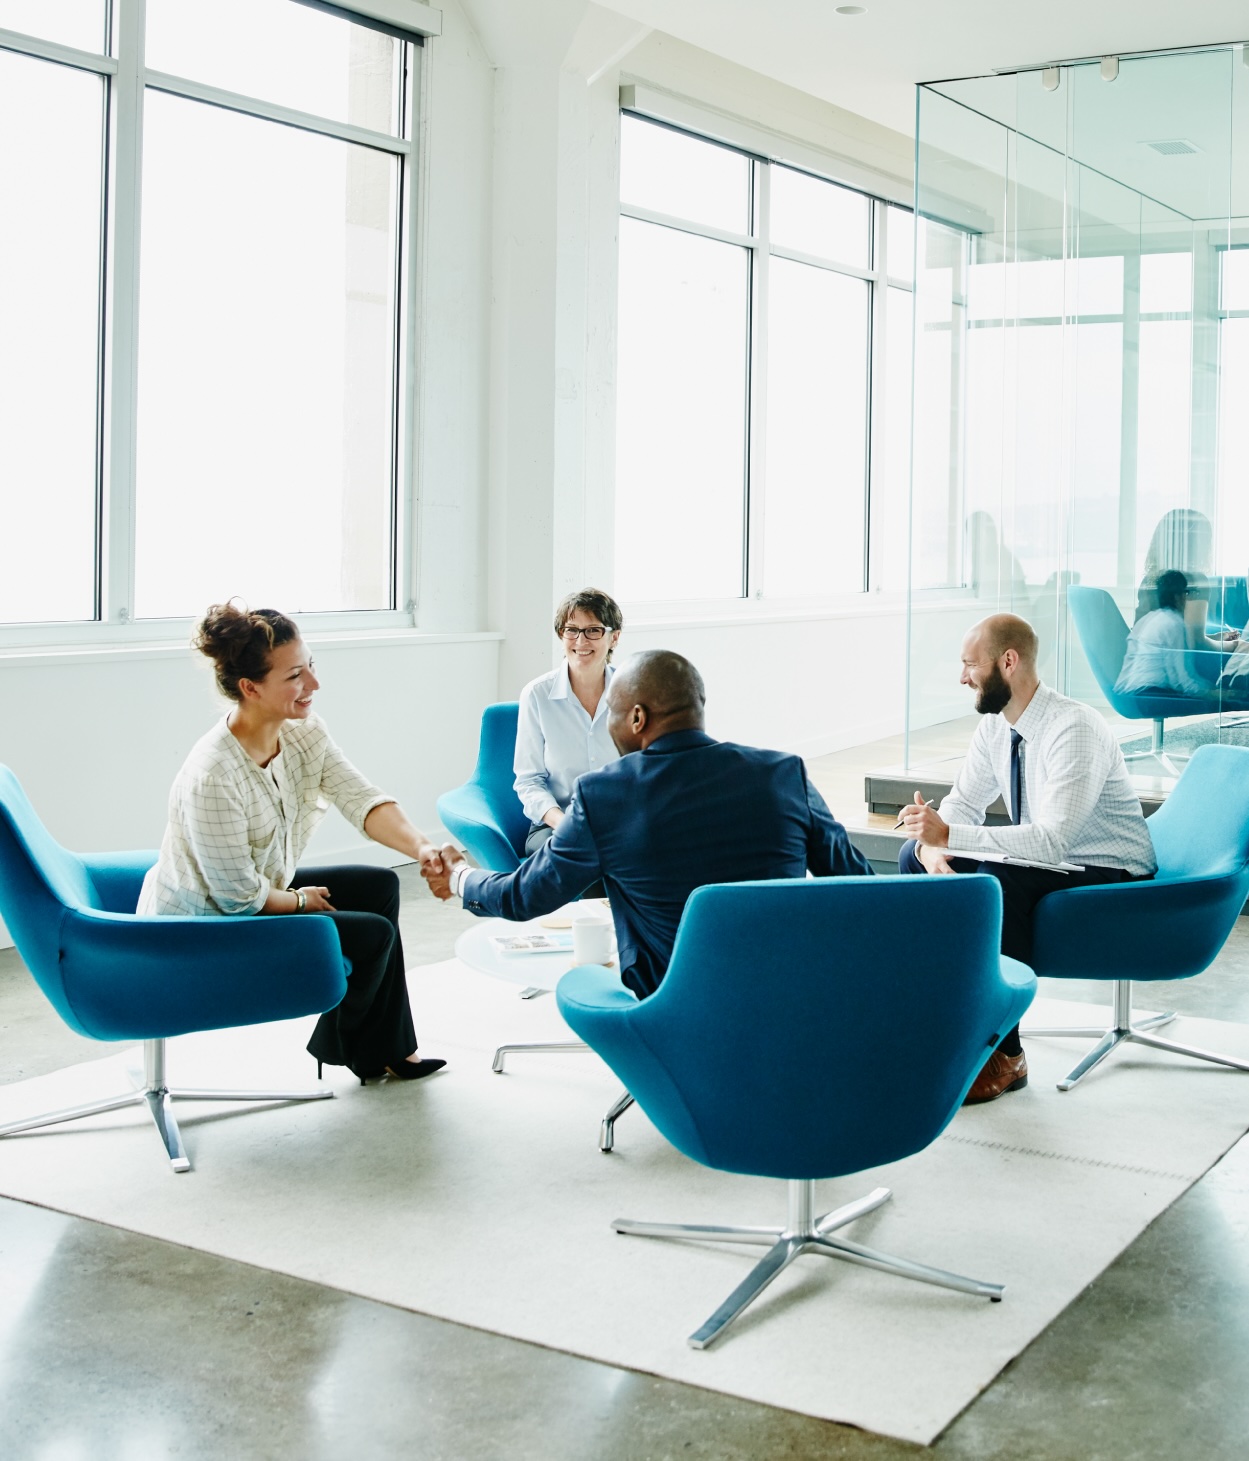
[396,39,422,618]
[0,27,118,74]
[102,0,146,625]
[745,160,769,599]
[866,201,887,593]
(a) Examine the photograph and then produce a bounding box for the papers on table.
[489,931,574,955]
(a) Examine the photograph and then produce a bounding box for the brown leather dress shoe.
[963,1048,1028,1105]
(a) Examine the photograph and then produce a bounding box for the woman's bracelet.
[293,888,306,913]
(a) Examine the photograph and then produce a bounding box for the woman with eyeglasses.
[513,588,624,857]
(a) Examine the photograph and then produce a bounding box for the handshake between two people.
[418,842,467,901]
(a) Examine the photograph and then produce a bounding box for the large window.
[0,0,422,634]
[1217,246,1249,574]
[910,208,1218,603]
[615,112,914,604]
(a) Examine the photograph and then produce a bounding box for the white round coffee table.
[453,908,634,1152]
[454,916,577,993]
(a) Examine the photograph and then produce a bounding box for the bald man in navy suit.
[430,650,873,998]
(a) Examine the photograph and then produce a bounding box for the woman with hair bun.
[138,601,445,1084]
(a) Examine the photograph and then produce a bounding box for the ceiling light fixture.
[835,6,866,14]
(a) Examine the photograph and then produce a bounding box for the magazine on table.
[489,931,574,955]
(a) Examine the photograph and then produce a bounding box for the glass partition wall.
[907,48,1249,785]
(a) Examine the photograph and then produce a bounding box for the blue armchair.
[436,702,529,873]
[1209,576,1249,637]
[0,766,348,1172]
[1024,742,1249,1091]
[1067,585,1241,775]
[556,875,1036,1348]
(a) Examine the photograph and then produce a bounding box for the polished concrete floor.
[4,868,1249,1458]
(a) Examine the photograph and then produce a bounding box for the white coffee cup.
[571,909,615,966]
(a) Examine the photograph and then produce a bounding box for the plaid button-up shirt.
[138,714,392,916]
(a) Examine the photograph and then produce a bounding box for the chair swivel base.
[599,1089,635,1153]
[1121,719,1190,781]
[492,1038,589,1073]
[0,1037,333,1173]
[1122,746,1187,779]
[613,1179,1003,1350]
[489,1040,635,1153]
[1024,979,1249,1091]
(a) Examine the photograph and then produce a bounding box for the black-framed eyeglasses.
[562,625,608,640]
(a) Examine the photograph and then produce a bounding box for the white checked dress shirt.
[939,682,1157,875]
[513,662,619,824]
[138,714,393,916]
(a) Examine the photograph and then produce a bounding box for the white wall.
[621,608,906,758]
[415,0,496,631]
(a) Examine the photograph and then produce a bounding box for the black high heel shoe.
[388,1057,447,1081]
[356,1057,446,1085]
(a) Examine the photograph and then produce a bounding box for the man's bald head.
[960,613,1041,721]
[607,650,706,754]
[972,613,1038,669]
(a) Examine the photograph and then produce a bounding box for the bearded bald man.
[898,614,1156,1102]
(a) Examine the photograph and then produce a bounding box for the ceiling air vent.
[1143,138,1201,156]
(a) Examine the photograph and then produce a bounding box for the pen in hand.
[894,795,935,831]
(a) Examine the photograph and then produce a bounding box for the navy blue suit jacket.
[461,729,874,997]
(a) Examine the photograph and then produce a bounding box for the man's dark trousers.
[898,840,1143,1054]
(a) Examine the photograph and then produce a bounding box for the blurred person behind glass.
[1135,508,1237,657]
[1117,570,1216,698]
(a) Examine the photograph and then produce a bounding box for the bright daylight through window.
[0,0,418,630]
[614,112,915,604]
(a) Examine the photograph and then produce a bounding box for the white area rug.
[2,964,1249,1446]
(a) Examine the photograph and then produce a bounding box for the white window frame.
[0,0,433,649]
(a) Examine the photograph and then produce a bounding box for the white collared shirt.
[513,662,619,824]
[939,682,1157,875]
[137,713,393,916]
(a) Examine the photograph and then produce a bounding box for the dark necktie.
[1010,729,1024,825]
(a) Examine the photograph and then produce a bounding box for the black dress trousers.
[896,838,1141,964]
[898,838,1144,1056]
[297,864,418,1078]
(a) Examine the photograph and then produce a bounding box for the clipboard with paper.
[951,848,1085,875]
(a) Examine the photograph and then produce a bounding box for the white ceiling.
[607,0,1249,138]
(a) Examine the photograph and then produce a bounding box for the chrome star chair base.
[0,1037,333,1173]
[1025,979,1249,1093]
[491,1031,634,1153]
[1121,718,1190,780]
[615,1180,1003,1350]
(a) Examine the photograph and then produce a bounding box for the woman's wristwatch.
[293,888,307,913]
